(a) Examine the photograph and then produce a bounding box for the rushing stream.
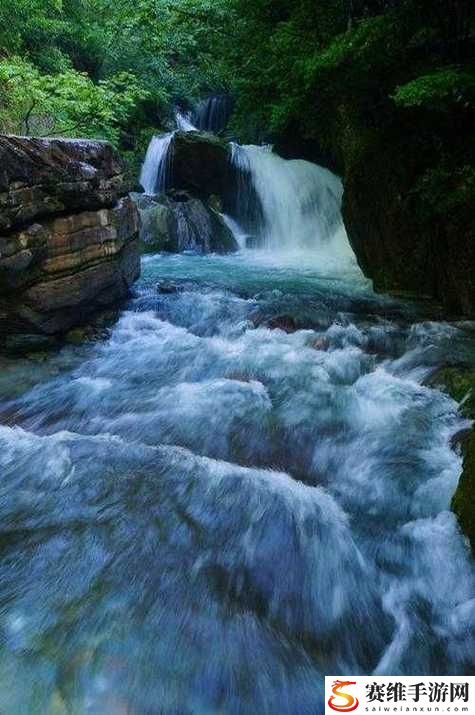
[0,130,474,713]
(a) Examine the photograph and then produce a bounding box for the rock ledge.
[0,135,140,351]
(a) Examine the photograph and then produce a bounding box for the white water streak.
[231,143,354,261]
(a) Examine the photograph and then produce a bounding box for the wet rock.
[426,366,475,417]
[266,315,298,333]
[4,333,58,353]
[0,136,140,352]
[309,336,329,351]
[134,191,238,255]
[452,428,475,555]
[208,194,223,212]
[255,314,298,333]
[429,365,475,553]
[157,280,181,294]
[169,131,231,199]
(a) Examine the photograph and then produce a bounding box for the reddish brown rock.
[264,315,298,333]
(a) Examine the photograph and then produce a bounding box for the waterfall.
[140,108,353,262]
[193,95,232,133]
[230,144,351,255]
[140,111,198,195]
[140,133,174,195]
[176,111,197,132]
[220,213,248,250]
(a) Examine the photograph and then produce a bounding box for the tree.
[0,56,148,142]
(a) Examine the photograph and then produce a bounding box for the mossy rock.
[169,131,231,199]
[427,366,475,418]
[429,366,475,552]
[134,191,238,254]
[451,429,475,553]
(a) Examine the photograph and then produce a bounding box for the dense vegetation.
[0,0,233,167]
[0,1,474,235]
[1,2,473,150]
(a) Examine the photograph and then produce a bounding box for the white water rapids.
[0,117,474,713]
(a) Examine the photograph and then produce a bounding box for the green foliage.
[0,56,148,142]
[302,14,401,89]
[224,0,475,144]
[0,0,473,180]
[413,164,475,219]
[393,68,475,110]
[0,0,234,148]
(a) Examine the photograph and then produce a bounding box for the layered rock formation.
[0,136,140,351]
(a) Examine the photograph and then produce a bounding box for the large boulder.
[134,191,238,254]
[0,136,140,351]
[341,133,475,315]
[169,131,231,199]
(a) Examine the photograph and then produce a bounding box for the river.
[0,247,474,712]
[0,130,474,712]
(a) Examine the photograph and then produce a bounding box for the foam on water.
[230,144,354,260]
[0,251,473,712]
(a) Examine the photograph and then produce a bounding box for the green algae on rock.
[429,366,475,552]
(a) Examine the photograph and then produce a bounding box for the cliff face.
[0,136,140,351]
[339,123,475,316]
[275,103,475,317]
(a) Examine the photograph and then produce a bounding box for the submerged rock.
[0,136,140,352]
[265,315,298,333]
[156,280,183,294]
[250,312,299,333]
[134,191,238,254]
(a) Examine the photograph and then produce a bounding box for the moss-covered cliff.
[429,367,475,551]
[275,69,475,314]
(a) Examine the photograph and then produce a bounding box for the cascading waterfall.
[175,110,197,132]
[140,111,198,195]
[140,133,174,194]
[140,99,352,264]
[230,143,353,257]
[193,95,233,133]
